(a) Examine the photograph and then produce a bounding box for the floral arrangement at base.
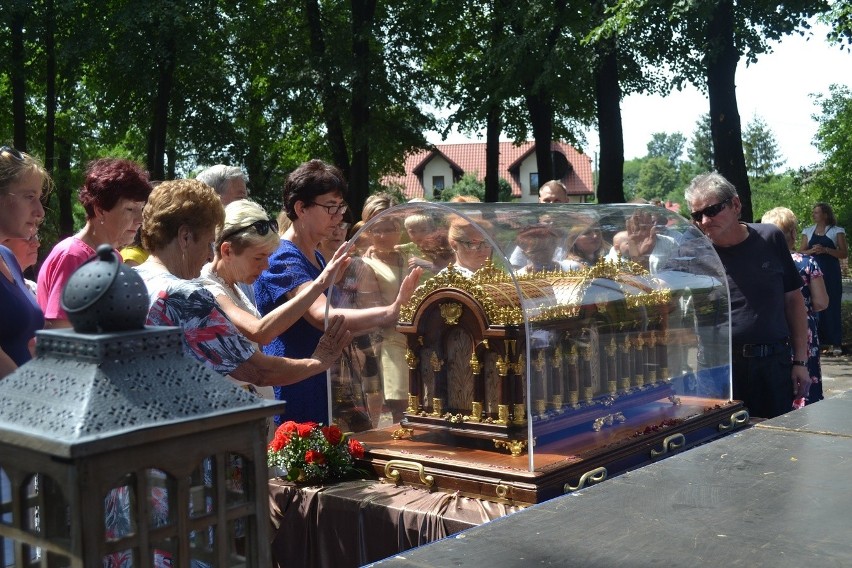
[267,421,365,483]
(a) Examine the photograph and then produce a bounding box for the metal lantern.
[0,246,284,567]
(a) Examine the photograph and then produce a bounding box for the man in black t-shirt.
[685,173,809,418]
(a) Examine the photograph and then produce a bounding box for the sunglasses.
[0,146,24,162]
[220,219,279,242]
[690,197,732,222]
[311,202,348,216]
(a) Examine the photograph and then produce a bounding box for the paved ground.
[820,351,852,398]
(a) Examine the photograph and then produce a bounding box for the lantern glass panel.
[1,467,8,525]
[225,453,249,506]
[147,469,174,529]
[103,548,134,567]
[189,524,216,565]
[152,539,177,566]
[104,484,135,541]
[228,517,249,564]
[189,458,215,519]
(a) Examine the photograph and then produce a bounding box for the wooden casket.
[328,202,742,505]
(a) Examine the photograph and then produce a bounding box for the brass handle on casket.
[718,409,750,432]
[564,466,607,493]
[650,432,686,458]
[384,460,435,489]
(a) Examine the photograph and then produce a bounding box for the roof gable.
[383,141,594,200]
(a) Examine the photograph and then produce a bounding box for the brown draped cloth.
[268,478,522,567]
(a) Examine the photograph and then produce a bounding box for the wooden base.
[356,397,745,506]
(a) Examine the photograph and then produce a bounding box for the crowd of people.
[0,143,846,431]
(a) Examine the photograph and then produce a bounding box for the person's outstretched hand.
[312,315,352,368]
[315,243,352,289]
[396,266,423,307]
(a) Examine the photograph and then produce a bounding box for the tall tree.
[742,115,785,180]
[602,0,828,221]
[687,113,714,173]
[646,132,686,167]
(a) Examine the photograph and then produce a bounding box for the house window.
[529,173,540,195]
[432,176,445,199]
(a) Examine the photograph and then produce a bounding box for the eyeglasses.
[456,239,490,251]
[311,202,348,216]
[333,222,351,232]
[0,146,24,162]
[369,225,399,236]
[220,219,279,242]
[690,198,732,222]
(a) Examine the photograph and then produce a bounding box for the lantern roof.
[0,327,284,459]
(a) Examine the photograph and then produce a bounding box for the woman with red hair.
[37,158,151,328]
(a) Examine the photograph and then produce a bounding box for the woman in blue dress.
[800,202,847,356]
[254,159,420,426]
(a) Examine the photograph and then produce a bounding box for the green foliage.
[687,114,713,173]
[743,115,785,180]
[799,84,852,230]
[634,156,679,201]
[750,173,802,222]
[646,132,686,167]
[434,173,513,203]
[622,158,643,200]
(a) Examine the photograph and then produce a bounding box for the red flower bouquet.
[268,421,364,483]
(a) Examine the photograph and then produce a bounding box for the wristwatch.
[792,360,807,367]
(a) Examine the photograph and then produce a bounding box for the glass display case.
[327,202,743,505]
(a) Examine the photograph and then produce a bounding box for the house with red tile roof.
[382,141,595,202]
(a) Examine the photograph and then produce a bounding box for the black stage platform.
[371,390,852,567]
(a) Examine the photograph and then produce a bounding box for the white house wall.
[421,157,454,195]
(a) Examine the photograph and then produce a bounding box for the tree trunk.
[348,0,376,217]
[526,92,554,184]
[304,0,351,185]
[594,39,625,204]
[706,0,752,221]
[484,104,501,203]
[55,134,73,237]
[10,1,27,150]
[45,0,56,176]
[147,35,175,180]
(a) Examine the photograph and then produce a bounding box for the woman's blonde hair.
[760,207,798,249]
[362,192,398,222]
[142,179,224,252]
[217,199,280,256]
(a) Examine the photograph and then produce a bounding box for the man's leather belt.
[735,341,789,358]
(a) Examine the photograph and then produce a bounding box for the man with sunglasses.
[685,172,809,419]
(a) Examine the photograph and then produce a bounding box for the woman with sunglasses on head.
[199,199,350,391]
[136,180,351,388]
[254,160,421,426]
[37,158,151,328]
[0,146,47,379]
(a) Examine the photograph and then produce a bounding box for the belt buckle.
[741,344,765,358]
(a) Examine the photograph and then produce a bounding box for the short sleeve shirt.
[37,236,96,320]
[135,263,255,375]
